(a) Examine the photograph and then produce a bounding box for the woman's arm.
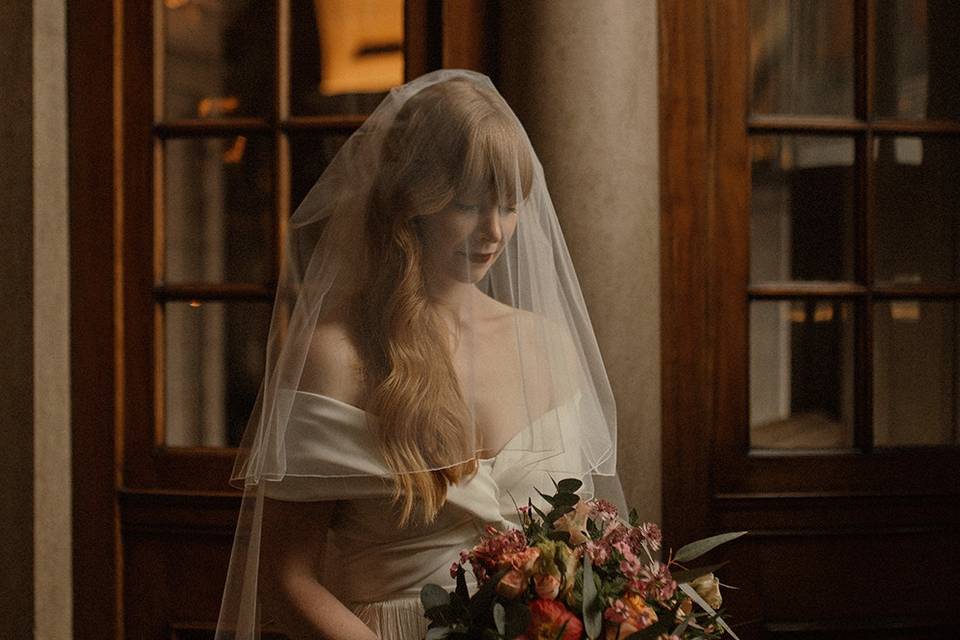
[259,497,379,640]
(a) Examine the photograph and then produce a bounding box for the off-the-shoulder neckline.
[289,388,371,415]
[283,388,581,462]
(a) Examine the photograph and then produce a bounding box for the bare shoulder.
[299,316,366,407]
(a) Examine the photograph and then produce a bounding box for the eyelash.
[455,203,518,215]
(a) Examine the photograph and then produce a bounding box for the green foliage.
[674,532,747,564]
[581,554,603,639]
[671,561,729,585]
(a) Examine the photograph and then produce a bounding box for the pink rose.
[534,573,561,600]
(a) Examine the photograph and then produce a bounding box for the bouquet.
[420,478,744,640]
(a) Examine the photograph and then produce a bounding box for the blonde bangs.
[458,114,534,206]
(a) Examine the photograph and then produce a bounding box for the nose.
[476,205,502,243]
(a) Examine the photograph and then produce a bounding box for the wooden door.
[661,2,960,638]
[69,1,496,638]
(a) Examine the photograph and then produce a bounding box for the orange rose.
[525,598,583,640]
[534,573,561,600]
[496,568,528,599]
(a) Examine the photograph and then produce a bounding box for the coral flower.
[603,594,658,639]
[525,598,584,640]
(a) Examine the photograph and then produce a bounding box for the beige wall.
[0,0,72,637]
[499,0,661,522]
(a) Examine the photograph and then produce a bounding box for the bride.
[215,69,625,640]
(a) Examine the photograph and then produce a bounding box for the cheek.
[502,216,519,241]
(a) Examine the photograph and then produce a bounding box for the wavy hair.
[357,78,534,526]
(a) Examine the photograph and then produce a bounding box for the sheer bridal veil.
[216,69,626,639]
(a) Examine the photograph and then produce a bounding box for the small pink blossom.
[585,540,611,565]
[638,522,663,552]
[464,526,528,583]
[638,561,677,603]
[502,547,540,573]
[613,540,643,578]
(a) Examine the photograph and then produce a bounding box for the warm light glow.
[198,96,239,118]
[813,302,834,323]
[222,136,247,164]
[164,0,190,9]
[789,303,806,323]
[890,301,921,322]
[189,300,202,308]
[315,0,404,95]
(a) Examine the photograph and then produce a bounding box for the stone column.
[0,0,72,637]
[498,0,661,522]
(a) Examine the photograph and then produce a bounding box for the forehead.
[455,171,524,204]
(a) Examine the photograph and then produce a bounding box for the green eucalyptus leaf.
[628,508,640,527]
[547,529,571,543]
[421,584,451,612]
[493,602,506,636]
[530,500,550,522]
[468,567,509,622]
[537,488,559,507]
[454,566,469,604]
[552,492,580,507]
[674,531,748,563]
[671,561,728,585]
[678,582,742,640]
[671,617,690,636]
[581,554,602,639]
[504,600,531,638]
[557,478,583,493]
[546,505,574,523]
[425,626,450,640]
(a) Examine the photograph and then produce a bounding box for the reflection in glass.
[750,300,855,448]
[874,300,959,446]
[164,136,275,283]
[750,136,855,282]
[875,1,960,120]
[290,0,404,115]
[163,0,276,120]
[750,0,854,117]
[165,301,271,448]
[874,136,960,285]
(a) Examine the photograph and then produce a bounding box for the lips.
[458,250,497,264]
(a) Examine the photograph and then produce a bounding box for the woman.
[216,69,625,640]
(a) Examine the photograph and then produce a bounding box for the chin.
[455,265,492,284]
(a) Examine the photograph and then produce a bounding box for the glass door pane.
[290,0,404,115]
[750,0,855,117]
[162,0,277,120]
[750,300,856,449]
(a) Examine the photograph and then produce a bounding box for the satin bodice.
[261,390,586,637]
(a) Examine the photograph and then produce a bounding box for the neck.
[425,275,479,324]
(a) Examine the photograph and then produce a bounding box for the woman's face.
[417,190,519,285]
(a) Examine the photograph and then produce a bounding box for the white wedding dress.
[263,389,588,639]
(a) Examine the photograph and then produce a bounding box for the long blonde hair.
[357,79,533,526]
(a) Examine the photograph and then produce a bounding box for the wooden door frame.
[659,0,732,546]
[68,1,493,638]
[68,0,121,637]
